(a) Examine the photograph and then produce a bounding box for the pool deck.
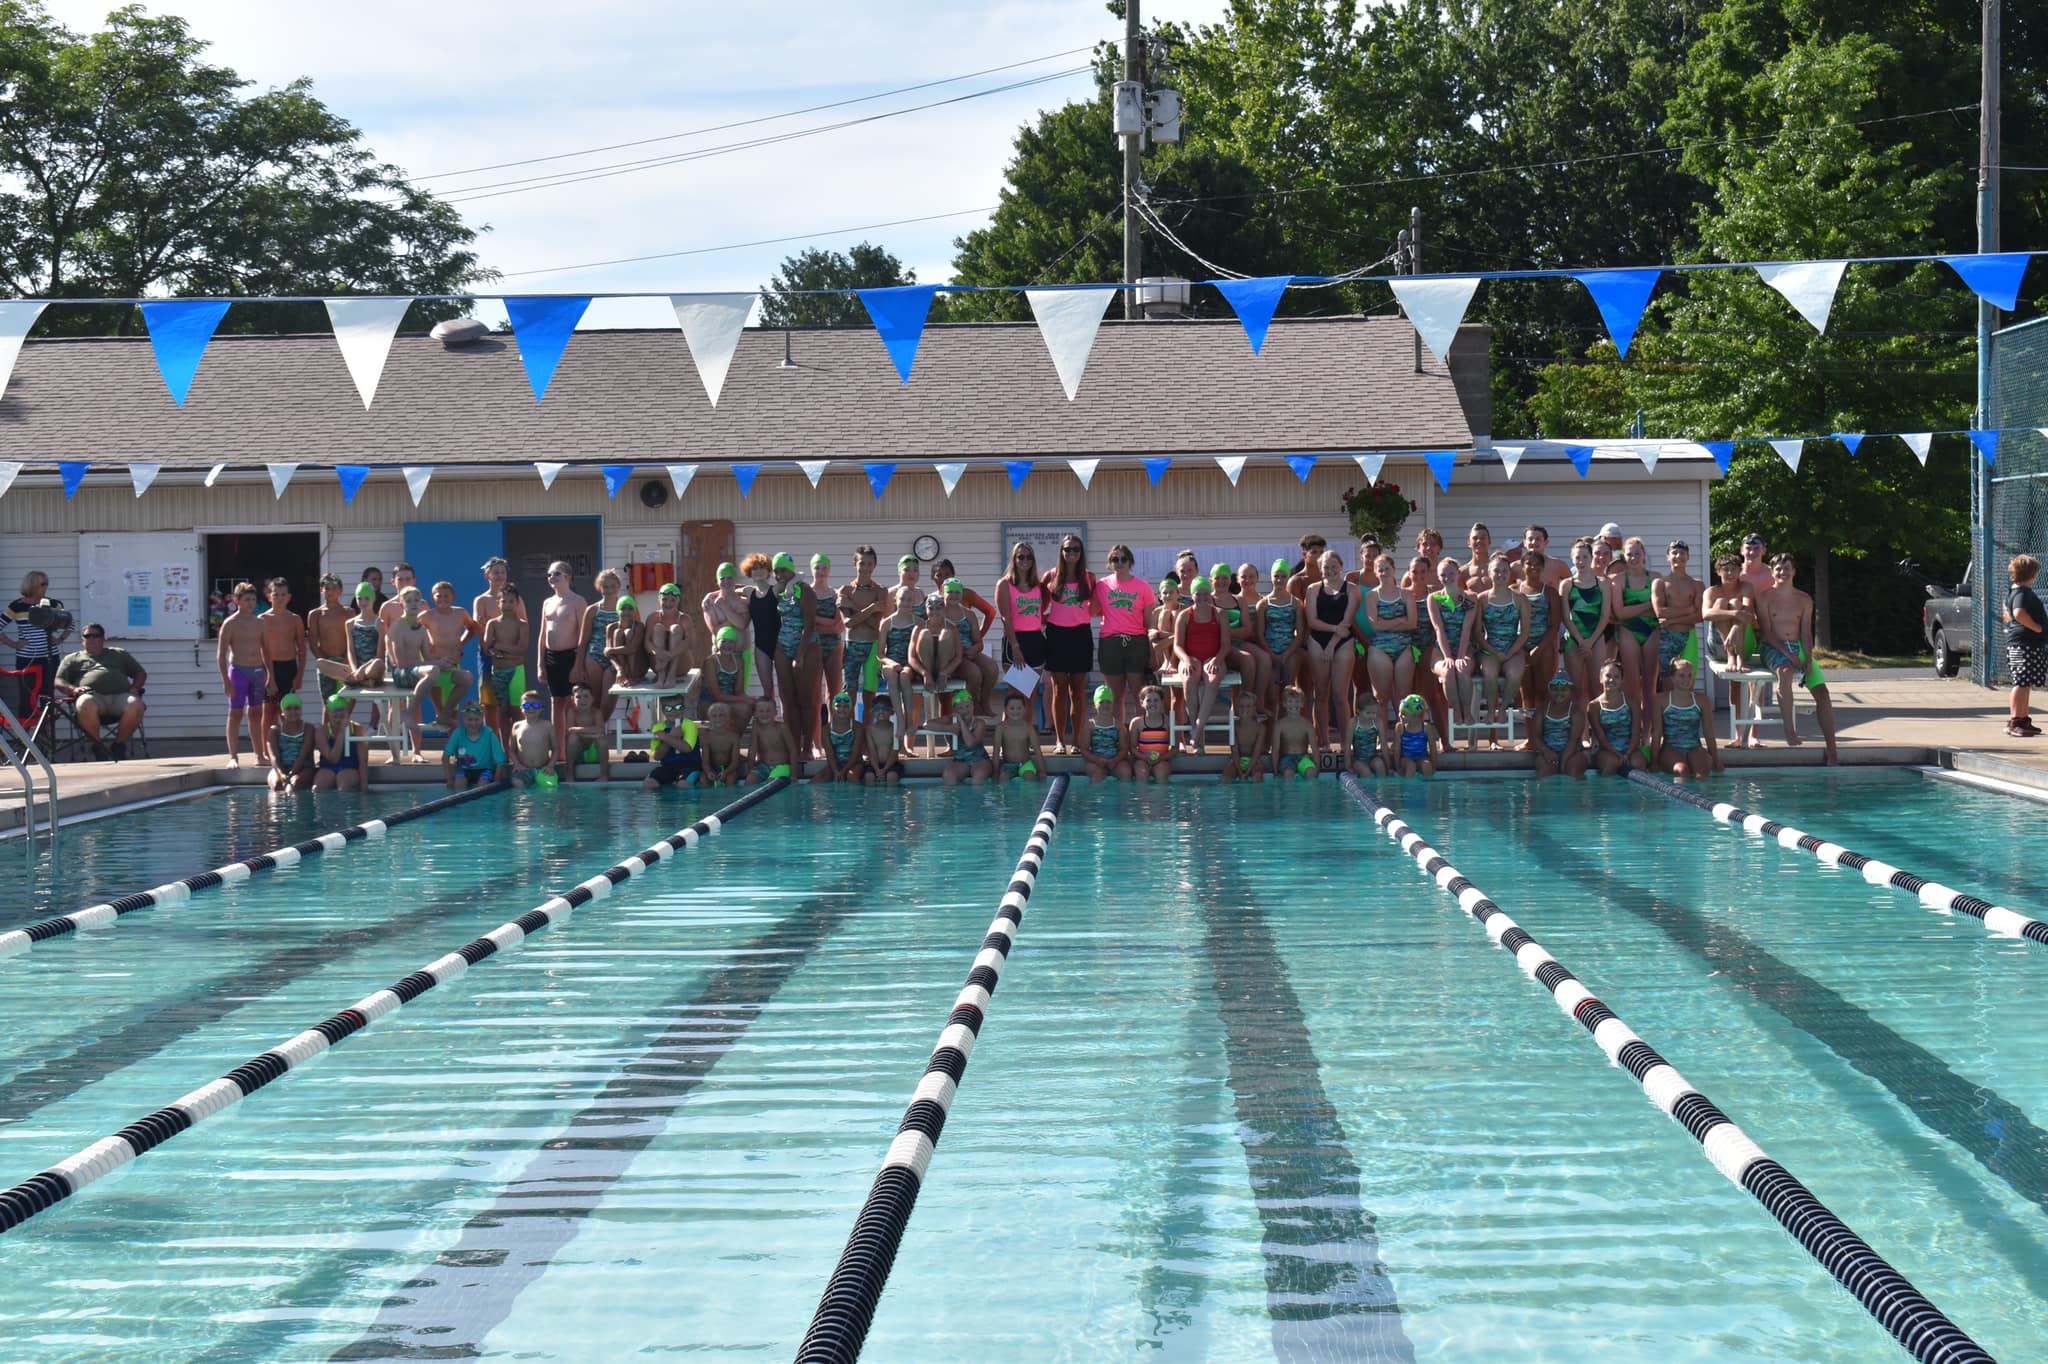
[4,671,2045,833]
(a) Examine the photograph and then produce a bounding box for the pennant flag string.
[0,300,49,402]
[1968,429,2000,467]
[665,463,697,500]
[669,293,754,405]
[1423,450,1457,492]
[1024,286,1115,400]
[324,298,412,408]
[1215,454,1247,486]
[205,463,227,487]
[1493,445,1525,479]
[1353,453,1387,484]
[864,461,896,499]
[1769,438,1804,474]
[1752,261,1846,334]
[601,464,634,499]
[1941,254,2031,312]
[0,461,21,500]
[1565,444,1595,478]
[1702,441,1735,474]
[129,462,160,498]
[335,465,371,503]
[857,285,940,383]
[503,295,590,401]
[267,462,299,499]
[731,463,761,497]
[535,461,567,491]
[1006,460,1034,491]
[1635,442,1661,475]
[1571,270,1660,358]
[796,459,829,488]
[1209,276,1293,354]
[402,466,433,507]
[1285,454,1317,482]
[139,299,232,406]
[1143,457,1171,487]
[933,461,966,497]
[59,461,87,499]
[1066,457,1099,490]
[1836,433,1865,456]
[1386,277,1481,364]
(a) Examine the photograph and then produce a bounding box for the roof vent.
[1136,276,1191,317]
[431,317,490,348]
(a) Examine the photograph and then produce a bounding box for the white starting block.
[1448,707,1521,748]
[1710,658,1801,741]
[337,685,413,760]
[910,681,962,757]
[610,671,701,752]
[1159,669,1241,750]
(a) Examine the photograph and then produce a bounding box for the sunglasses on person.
[84,631,105,640]
[1062,545,1082,555]
[1108,553,1131,564]
[521,701,542,711]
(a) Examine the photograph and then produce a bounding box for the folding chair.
[35,692,151,761]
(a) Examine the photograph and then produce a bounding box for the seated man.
[52,623,146,760]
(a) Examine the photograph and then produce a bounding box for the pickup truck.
[1923,562,1971,677]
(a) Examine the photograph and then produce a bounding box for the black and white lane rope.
[1627,769,2048,948]
[796,776,1067,1364]
[1339,775,1993,1364]
[0,780,506,961]
[0,778,786,1237]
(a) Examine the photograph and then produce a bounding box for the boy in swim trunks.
[647,583,692,687]
[510,689,556,787]
[992,692,1045,783]
[1271,684,1317,779]
[1650,541,1704,691]
[421,581,477,726]
[700,701,747,786]
[838,545,888,718]
[541,562,587,764]
[307,573,353,704]
[385,588,441,762]
[560,682,609,783]
[859,699,904,784]
[1394,693,1438,777]
[259,577,306,758]
[1223,688,1269,782]
[642,696,702,790]
[441,700,507,789]
[1756,553,1839,764]
[481,583,529,749]
[216,581,268,768]
[943,687,994,786]
[748,701,801,784]
[1083,683,1131,782]
[267,692,315,792]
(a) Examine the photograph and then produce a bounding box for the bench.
[337,685,414,760]
[1447,707,1520,749]
[610,671,702,752]
[1159,669,1241,750]
[1710,658,1801,741]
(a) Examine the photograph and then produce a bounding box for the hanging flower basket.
[1342,481,1411,544]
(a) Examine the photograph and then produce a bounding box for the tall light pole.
[1122,0,1145,319]
[1974,0,1999,681]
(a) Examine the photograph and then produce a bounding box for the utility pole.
[1122,0,1145,319]
[1974,0,1999,682]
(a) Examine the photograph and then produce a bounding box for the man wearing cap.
[441,699,508,789]
[473,555,525,736]
[52,623,146,760]
[1599,523,1625,568]
[540,562,587,763]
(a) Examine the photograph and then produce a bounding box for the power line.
[440,68,1091,205]
[496,206,1002,279]
[410,46,1101,183]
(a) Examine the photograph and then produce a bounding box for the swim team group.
[149,519,1846,792]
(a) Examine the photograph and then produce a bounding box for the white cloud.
[44,0,1230,312]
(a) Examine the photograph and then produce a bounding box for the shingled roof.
[0,315,1487,468]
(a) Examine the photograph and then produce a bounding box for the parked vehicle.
[1923,561,1972,677]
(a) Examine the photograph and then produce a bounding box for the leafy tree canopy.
[759,242,914,327]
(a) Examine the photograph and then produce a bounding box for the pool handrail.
[795,775,1068,1364]
[1340,774,1993,1364]
[1627,768,2048,947]
[0,777,789,1237]
[0,777,506,961]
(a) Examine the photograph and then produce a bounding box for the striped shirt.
[6,597,52,657]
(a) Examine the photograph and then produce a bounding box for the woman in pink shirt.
[1040,535,1097,754]
[995,541,1048,731]
[1092,544,1157,722]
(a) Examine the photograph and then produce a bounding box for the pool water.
[0,772,2042,1361]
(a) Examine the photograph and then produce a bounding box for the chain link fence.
[1982,317,2048,685]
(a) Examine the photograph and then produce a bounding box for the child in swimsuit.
[581,568,624,717]
[1271,684,1317,779]
[1084,684,1132,782]
[605,595,652,686]
[1395,693,1437,778]
[859,703,904,785]
[992,693,1045,783]
[482,583,529,748]
[1361,553,1415,733]
[705,626,757,730]
[648,583,692,688]
[942,688,994,786]
[810,555,844,697]
[1654,657,1718,779]
[267,692,314,792]
[561,682,609,783]
[816,691,864,783]
[1614,537,1661,715]
[1476,552,1528,730]
[876,586,921,742]
[259,577,306,760]
[1347,704,1385,778]
[1129,684,1174,784]
[1222,688,1268,783]
[1259,557,1303,696]
[442,700,507,789]
[217,581,268,768]
[1532,671,1586,780]
[1588,657,1645,777]
[700,701,746,786]
[748,702,801,784]
[641,699,702,791]
[311,693,364,792]
[510,689,557,787]
[1560,537,1611,702]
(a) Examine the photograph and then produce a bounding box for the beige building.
[0,315,1717,741]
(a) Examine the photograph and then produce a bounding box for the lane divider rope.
[1627,769,2048,948]
[0,780,508,960]
[796,775,1068,1364]
[0,777,788,1237]
[1339,774,1993,1364]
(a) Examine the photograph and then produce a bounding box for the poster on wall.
[78,532,203,640]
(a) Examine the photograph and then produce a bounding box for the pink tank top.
[1044,574,1094,628]
[1000,579,1046,633]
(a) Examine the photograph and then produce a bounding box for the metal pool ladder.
[0,693,57,870]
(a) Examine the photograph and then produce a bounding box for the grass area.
[1813,647,1929,670]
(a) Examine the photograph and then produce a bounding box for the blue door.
[403,521,506,716]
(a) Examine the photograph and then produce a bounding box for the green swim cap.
[326,694,350,711]
[1190,575,1212,592]
[716,562,737,581]
[715,625,741,643]
[899,553,918,569]
[616,595,636,611]
[832,691,853,705]
[278,692,302,708]
[952,687,972,704]
[1159,577,1178,593]
[1400,694,1425,716]
[1272,557,1292,580]
[771,552,796,571]
[354,582,376,599]
[812,553,831,569]
[659,582,681,596]
[1210,562,1230,581]
[1550,671,1574,688]
[1093,684,1114,705]
[943,578,964,595]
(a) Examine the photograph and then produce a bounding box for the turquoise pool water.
[0,772,2042,1361]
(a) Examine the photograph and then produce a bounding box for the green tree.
[0,2,489,332]
[758,242,914,327]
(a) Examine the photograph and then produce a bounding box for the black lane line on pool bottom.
[0,781,505,957]
[796,778,1067,1364]
[1192,823,1416,1364]
[1340,776,1994,1364]
[1627,769,2048,948]
[0,781,787,1238]
[325,821,913,1362]
[1501,804,2048,1302]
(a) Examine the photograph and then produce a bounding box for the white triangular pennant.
[535,461,568,491]
[1024,287,1115,400]
[1634,443,1660,474]
[664,463,697,500]
[797,459,829,488]
[1753,261,1847,334]
[0,301,48,402]
[1902,433,1932,466]
[933,462,966,497]
[1386,277,1481,364]
[323,297,412,407]
[204,463,226,487]
[267,462,299,498]
[1352,453,1387,484]
[669,294,753,405]
[1493,445,1525,479]
[1215,454,1247,486]
[1769,438,1804,473]
[129,462,161,497]
[402,466,433,507]
[0,461,20,499]
[1067,458,1099,490]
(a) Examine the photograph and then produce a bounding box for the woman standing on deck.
[995,542,1047,730]
[1612,537,1662,717]
[1303,551,1358,758]
[1040,535,1096,755]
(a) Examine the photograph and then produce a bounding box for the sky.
[46,0,1231,326]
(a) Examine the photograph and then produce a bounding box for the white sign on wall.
[78,532,203,640]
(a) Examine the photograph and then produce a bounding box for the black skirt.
[1043,622,1094,674]
[1006,629,1049,669]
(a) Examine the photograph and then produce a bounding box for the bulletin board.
[77,532,204,640]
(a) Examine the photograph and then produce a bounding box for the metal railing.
[0,693,57,870]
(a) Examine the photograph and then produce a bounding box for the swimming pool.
[0,772,2041,1360]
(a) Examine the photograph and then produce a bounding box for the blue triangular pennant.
[1941,254,2033,312]
[59,461,88,499]
[865,461,896,499]
[1424,450,1457,491]
[1209,276,1293,353]
[139,299,232,405]
[602,464,634,499]
[1006,460,1034,491]
[1571,269,1661,357]
[1564,444,1594,478]
[1701,441,1735,474]
[1286,454,1317,482]
[732,463,762,497]
[1969,429,2000,467]
[335,465,371,504]
[1143,457,1171,487]
[1834,433,1864,456]
[857,285,941,382]
[502,295,591,401]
